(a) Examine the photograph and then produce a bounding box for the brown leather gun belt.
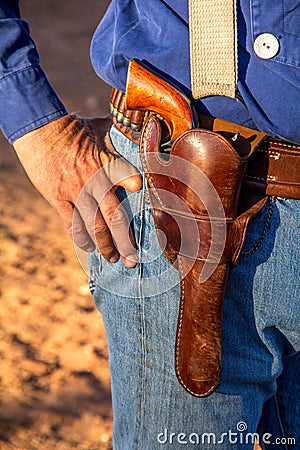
[110,88,300,200]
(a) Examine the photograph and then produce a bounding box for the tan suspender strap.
[189,0,238,99]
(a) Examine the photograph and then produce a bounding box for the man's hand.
[13,115,143,267]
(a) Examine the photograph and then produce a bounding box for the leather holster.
[140,114,267,397]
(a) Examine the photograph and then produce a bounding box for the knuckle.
[94,227,113,247]
[84,216,97,233]
[107,207,127,229]
[65,223,73,236]
[71,228,95,251]
[94,225,110,240]
[70,220,84,236]
[103,204,117,223]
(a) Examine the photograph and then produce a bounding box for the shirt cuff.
[0,64,68,143]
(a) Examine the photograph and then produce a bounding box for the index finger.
[96,187,138,268]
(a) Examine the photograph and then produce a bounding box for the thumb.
[104,156,143,192]
[119,171,143,192]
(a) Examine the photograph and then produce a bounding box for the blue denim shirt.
[1,1,300,144]
[0,1,67,143]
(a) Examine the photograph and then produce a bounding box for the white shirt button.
[254,33,280,59]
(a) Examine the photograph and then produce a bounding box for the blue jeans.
[89,126,300,449]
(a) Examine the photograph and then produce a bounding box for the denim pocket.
[241,197,275,258]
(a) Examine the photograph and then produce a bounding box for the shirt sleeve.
[0,1,68,143]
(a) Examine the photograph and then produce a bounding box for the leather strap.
[189,0,237,99]
[244,138,300,199]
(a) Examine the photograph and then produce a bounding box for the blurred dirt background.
[0,1,113,448]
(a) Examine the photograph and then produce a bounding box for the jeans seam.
[137,176,146,283]
[241,196,275,257]
[273,393,289,450]
[134,175,147,450]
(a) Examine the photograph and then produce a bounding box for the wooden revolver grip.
[125,60,194,140]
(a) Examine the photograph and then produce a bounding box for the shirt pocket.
[284,0,300,37]
[250,0,300,68]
